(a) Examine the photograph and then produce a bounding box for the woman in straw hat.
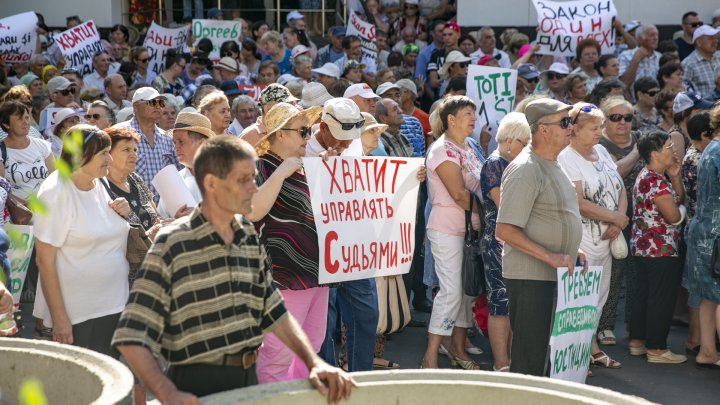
[359,112,388,156]
[245,102,329,383]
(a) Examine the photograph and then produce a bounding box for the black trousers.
[167,363,258,398]
[630,256,682,349]
[404,183,429,302]
[507,278,556,376]
[72,312,121,359]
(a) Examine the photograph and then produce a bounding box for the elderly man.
[29,55,47,77]
[83,51,112,91]
[495,99,584,376]
[396,79,431,137]
[113,135,354,402]
[61,68,85,96]
[333,35,363,73]
[674,11,703,61]
[115,87,179,203]
[344,83,380,115]
[618,25,661,90]
[103,74,131,112]
[316,26,346,67]
[469,27,512,68]
[228,95,257,135]
[681,25,720,98]
[39,76,80,132]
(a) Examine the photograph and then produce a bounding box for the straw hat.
[172,112,216,139]
[439,50,471,80]
[360,112,388,137]
[254,102,322,147]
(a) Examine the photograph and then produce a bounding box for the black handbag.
[462,193,486,297]
[711,239,720,279]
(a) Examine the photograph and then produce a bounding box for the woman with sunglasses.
[33,124,130,357]
[246,102,326,383]
[595,96,643,346]
[633,78,661,131]
[558,102,627,370]
[628,130,687,364]
[85,100,116,130]
[130,47,155,86]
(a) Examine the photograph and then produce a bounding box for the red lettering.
[324,231,339,274]
[569,20,583,33]
[388,159,407,194]
[323,159,342,194]
[590,17,602,32]
[341,159,353,192]
[374,159,387,192]
[353,159,365,191]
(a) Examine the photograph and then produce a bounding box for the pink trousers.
[257,287,329,383]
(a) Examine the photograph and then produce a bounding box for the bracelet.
[671,204,686,226]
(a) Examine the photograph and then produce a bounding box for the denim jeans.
[318,278,378,371]
[183,0,204,18]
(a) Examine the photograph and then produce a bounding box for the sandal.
[373,358,400,369]
[493,365,510,372]
[448,351,481,370]
[591,351,621,368]
[597,330,616,346]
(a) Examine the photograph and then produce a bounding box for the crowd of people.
[2,2,720,403]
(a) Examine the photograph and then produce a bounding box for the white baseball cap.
[692,25,720,43]
[132,87,166,104]
[543,62,570,76]
[322,98,364,140]
[395,79,417,96]
[312,63,340,79]
[376,82,400,96]
[286,10,304,22]
[343,83,380,99]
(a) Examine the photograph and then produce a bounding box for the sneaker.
[647,350,687,364]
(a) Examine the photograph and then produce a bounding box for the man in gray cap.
[495,98,584,376]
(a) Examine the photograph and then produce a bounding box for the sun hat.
[360,112,388,136]
[132,87,167,103]
[624,20,641,33]
[259,83,299,107]
[477,54,501,66]
[51,108,84,132]
[518,63,540,80]
[322,98,364,140]
[300,82,333,108]
[254,102,322,147]
[19,73,40,88]
[116,107,134,123]
[312,63,340,79]
[439,50,471,79]
[172,112,216,139]
[220,80,244,97]
[343,83,380,99]
[343,59,366,75]
[329,26,346,37]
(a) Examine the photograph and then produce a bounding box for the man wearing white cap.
[344,83,380,115]
[681,25,720,98]
[312,63,340,90]
[376,82,401,104]
[618,24,661,90]
[114,87,178,203]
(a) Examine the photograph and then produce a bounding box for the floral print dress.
[630,167,679,257]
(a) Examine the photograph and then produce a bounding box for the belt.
[205,350,257,369]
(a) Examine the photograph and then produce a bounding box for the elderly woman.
[292,55,313,84]
[558,103,627,369]
[158,95,180,132]
[198,91,232,135]
[20,73,43,98]
[34,124,130,356]
[564,74,588,105]
[629,130,686,364]
[479,112,531,372]
[684,106,720,368]
[245,102,325,383]
[85,100,116,130]
[571,39,602,92]
[360,112,388,156]
[421,96,482,370]
[595,96,644,345]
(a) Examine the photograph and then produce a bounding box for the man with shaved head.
[103,74,131,112]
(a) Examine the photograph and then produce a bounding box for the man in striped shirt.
[112,136,354,403]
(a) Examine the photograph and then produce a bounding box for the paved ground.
[382,298,720,405]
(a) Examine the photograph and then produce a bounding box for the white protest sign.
[56,20,103,77]
[550,265,602,383]
[303,157,422,284]
[152,165,197,217]
[532,0,617,57]
[144,22,190,76]
[346,12,377,74]
[0,12,38,64]
[466,65,517,137]
[40,108,66,132]
[4,224,35,311]
[192,19,240,63]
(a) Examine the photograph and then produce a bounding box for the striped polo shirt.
[112,207,288,365]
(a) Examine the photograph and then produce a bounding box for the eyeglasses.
[608,113,633,123]
[547,73,567,80]
[572,104,597,125]
[85,113,104,121]
[281,126,312,138]
[690,22,704,28]
[515,139,528,147]
[57,87,76,96]
[143,99,166,108]
[664,141,675,150]
[539,116,573,129]
[645,89,660,97]
[326,112,365,130]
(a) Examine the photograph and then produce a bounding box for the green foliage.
[18,378,48,405]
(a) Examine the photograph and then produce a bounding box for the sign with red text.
[192,19,240,63]
[303,157,422,284]
[532,0,616,57]
[0,12,38,64]
[56,20,103,77]
[550,266,602,383]
[144,22,190,76]
[467,65,517,137]
[346,12,377,74]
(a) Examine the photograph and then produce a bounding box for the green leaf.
[53,158,72,180]
[4,225,25,248]
[18,378,48,405]
[26,194,47,216]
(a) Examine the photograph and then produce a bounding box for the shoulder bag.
[100,178,152,268]
[1,142,32,225]
[376,275,411,335]
[462,192,486,297]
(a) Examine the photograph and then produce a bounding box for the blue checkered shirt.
[682,50,720,98]
[399,115,426,158]
[618,48,661,83]
[116,118,180,204]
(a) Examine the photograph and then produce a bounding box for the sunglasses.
[57,87,76,96]
[547,73,567,80]
[327,112,365,131]
[645,89,660,97]
[138,58,149,63]
[572,104,597,125]
[690,22,704,28]
[608,114,633,123]
[144,99,166,108]
[456,62,468,68]
[85,113,104,120]
[281,126,312,138]
[540,116,573,129]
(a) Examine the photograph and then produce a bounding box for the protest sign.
[144,22,190,76]
[5,224,35,310]
[56,20,103,77]
[346,12,378,74]
[532,0,617,57]
[0,12,38,63]
[39,108,66,133]
[466,65,517,137]
[550,265,603,383]
[192,19,240,62]
[303,156,422,284]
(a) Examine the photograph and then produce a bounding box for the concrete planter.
[0,338,134,405]
[203,370,655,405]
